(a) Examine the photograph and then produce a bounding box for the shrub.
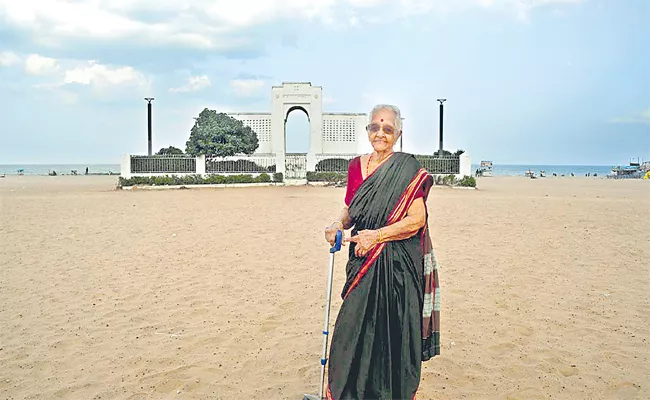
[457,175,477,187]
[315,158,350,173]
[441,175,456,186]
[258,173,271,183]
[118,173,277,187]
[306,171,347,183]
[273,172,283,182]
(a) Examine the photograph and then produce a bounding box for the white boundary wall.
[121,153,473,180]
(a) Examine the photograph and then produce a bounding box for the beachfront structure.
[227,82,367,158]
[121,82,472,181]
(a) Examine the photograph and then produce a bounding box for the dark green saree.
[326,153,441,400]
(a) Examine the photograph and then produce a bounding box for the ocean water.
[0,164,121,176]
[471,164,614,177]
[0,163,616,177]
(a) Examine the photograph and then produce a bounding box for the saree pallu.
[326,152,440,400]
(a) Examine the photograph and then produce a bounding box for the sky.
[0,0,648,166]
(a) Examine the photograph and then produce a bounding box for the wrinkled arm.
[333,205,354,230]
[379,197,426,242]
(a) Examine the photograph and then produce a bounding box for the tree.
[185,108,259,157]
[156,146,184,155]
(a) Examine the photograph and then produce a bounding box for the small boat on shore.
[610,158,644,179]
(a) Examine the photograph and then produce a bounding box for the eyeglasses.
[366,123,397,135]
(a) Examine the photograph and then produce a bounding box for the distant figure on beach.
[323,104,440,399]
[85,167,89,175]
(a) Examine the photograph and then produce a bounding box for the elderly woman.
[323,104,440,400]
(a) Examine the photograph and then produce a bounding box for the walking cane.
[302,229,343,400]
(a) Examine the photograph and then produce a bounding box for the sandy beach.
[1,175,648,400]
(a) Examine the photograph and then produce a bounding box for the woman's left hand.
[346,230,381,257]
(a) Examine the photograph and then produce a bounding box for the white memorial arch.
[227,82,369,179]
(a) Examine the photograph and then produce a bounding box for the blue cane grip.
[330,230,343,253]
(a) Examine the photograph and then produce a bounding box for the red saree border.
[343,168,431,300]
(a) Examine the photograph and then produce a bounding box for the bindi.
[380,119,384,122]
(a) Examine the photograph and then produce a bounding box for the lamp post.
[437,99,446,155]
[144,97,155,156]
[399,117,405,152]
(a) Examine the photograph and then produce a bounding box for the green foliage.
[432,149,453,157]
[430,149,465,157]
[432,174,476,188]
[156,146,184,155]
[273,172,283,182]
[441,174,456,186]
[258,173,271,183]
[118,173,277,187]
[457,175,476,187]
[315,158,351,173]
[307,171,347,183]
[185,108,259,157]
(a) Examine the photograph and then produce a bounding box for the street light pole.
[436,99,446,155]
[399,117,405,152]
[144,97,155,156]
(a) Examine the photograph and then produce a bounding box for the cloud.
[609,107,650,125]
[0,51,21,66]
[0,51,148,96]
[477,0,587,21]
[0,0,587,54]
[169,75,211,93]
[26,57,151,103]
[24,54,59,75]
[0,0,339,51]
[230,78,265,97]
[62,60,148,89]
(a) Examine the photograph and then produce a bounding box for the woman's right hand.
[325,221,344,246]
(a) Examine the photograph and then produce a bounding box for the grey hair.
[369,104,403,131]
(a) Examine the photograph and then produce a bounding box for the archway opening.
[285,106,310,154]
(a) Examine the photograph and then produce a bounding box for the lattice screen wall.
[231,116,272,142]
[322,119,356,142]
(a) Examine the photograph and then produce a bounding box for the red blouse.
[344,156,425,206]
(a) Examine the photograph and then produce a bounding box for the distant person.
[85,167,89,175]
[323,104,440,400]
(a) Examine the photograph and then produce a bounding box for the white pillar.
[120,154,131,179]
[196,155,206,176]
[459,153,471,178]
[275,152,285,175]
[308,87,324,155]
[306,152,317,172]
